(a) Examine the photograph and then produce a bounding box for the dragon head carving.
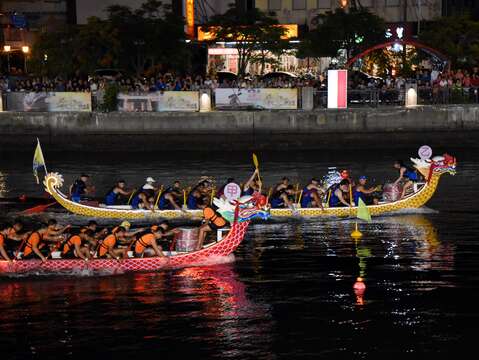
[43,172,64,195]
[214,192,270,223]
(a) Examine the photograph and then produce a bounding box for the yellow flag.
[33,139,46,184]
[357,198,371,222]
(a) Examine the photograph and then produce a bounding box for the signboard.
[224,183,241,202]
[6,92,92,112]
[198,24,298,41]
[215,88,297,110]
[418,145,433,160]
[327,70,348,109]
[117,92,199,112]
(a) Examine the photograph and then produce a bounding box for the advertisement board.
[117,92,199,112]
[215,88,297,110]
[6,92,92,112]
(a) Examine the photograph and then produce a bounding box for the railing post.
[301,86,314,111]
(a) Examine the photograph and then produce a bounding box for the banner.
[214,88,297,109]
[117,92,199,112]
[327,70,348,109]
[6,92,92,112]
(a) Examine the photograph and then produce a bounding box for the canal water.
[0,147,477,359]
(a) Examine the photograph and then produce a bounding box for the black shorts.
[62,251,77,259]
[209,222,226,231]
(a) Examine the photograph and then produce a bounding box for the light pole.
[3,45,11,73]
[22,45,29,74]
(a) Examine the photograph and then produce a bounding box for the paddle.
[22,202,56,215]
[252,153,262,191]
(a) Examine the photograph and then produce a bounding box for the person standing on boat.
[104,180,132,206]
[61,230,95,260]
[159,181,183,210]
[97,227,128,259]
[353,176,381,205]
[133,225,166,258]
[300,178,325,209]
[242,169,261,196]
[393,160,419,199]
[70,174,95,203]
[329,180,353,207]
[22,219,71,262]
[0,220,29,262]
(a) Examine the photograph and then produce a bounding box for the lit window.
[269,0,282,10]
[293,0,306,10]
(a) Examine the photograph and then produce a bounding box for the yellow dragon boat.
[43,153,456,220]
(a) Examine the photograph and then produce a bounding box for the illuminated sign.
[185,0,195,39]
[198,24,298,41]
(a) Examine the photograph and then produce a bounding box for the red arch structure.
[346,39,449,68]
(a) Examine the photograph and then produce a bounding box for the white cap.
[143,184,155,190]
[146,177,155,183]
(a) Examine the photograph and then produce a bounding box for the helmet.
[146,177,155,183]
[120,221,131,229]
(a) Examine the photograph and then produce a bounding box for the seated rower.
[133,225,166,258]
[97,227,128,259]
[0,220,29,262]
[23,219,71,262]
[70,174,94,203]
[159,181,182,210]
[243,169,261,196]
[105,180,132,206]
[274,177,290,193]
[62,230,95,260]
[270,185,296,208]
[329,180,353,208]
[198,207,227,250]
[131,191,153,210]
[141,177,158,198]
[393,160,419,199]
[354,176,381,205]
[112,221,146,247]
[187,189,207,210]
[300,178,325,209]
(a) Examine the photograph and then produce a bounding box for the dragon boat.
[0,194,269,274]
[41,153,456,220]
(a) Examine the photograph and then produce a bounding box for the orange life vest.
[62,235,82,255]
[23,232,43,257]
[203,207,227,227]
[0,233,4,247]
[134,233,155,254]
[98,234,117,257]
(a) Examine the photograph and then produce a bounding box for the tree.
[202,6,288,77]
[420,16,479,67]
[298,8,386,62]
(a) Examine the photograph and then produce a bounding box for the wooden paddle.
[252,153,262,191]
[22,202,56,215]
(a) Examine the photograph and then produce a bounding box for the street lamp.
[22,45,29,74]
[3,45,11,73]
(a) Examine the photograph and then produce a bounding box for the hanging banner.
[6,92,92,112]
[215,88,297,109]
[327,70,348,109]
[117,92,199,112]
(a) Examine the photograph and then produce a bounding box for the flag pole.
[37,138,48,174]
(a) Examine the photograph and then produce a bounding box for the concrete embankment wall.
[1,105,478,151]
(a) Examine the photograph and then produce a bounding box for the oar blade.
[252,153,259,169]
[22,202,56,215]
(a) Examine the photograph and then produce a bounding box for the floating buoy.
[353,277,366,292]
[350,222,363,238]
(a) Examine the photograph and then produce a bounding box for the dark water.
[0,148,478,359]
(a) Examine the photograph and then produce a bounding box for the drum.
[382,183,402,202]
[174,228,199,252]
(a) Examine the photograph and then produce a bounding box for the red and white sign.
[418,145,433,160]
[327,70,348,109]
[224,183,241,202]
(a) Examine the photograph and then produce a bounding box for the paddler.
[242,169,261,196]
[197,206,227,250]
[69,174,95,203]
[133,225,166,258]
[274,177,290,193]
[104,180,132,206]
[270,185,296,208]
[22,219,71,262]
[61,230,95,260]
[141,177,158,198]
[130,191,153,210]
[159,181,182,210]
[97,227,128,259]
[353,176,381,205]
[329,180,353,207]
[0,220,30,261]
[300,178,325,209]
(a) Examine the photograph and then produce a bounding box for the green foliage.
[30,0,188,77]
[202,6,289,77]
[102,82,119,112]
[298,8,386,61]
[420,16,479,67]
